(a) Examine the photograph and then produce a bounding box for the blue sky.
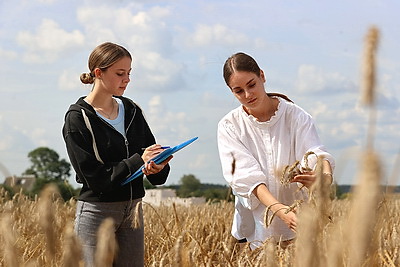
[0,0,399,186]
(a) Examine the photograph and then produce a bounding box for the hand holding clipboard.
[121,137,198,185]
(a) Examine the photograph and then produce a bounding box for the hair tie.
[89,72,95,78]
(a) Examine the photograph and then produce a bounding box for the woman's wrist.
[274,206,292,221]
[265,203,289,227]
[267,202,286,213]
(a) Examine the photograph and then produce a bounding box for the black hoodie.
[62,96,170,202]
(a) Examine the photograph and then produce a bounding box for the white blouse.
[217,97,335,249]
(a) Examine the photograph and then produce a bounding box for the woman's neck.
[244,95,278,122]
[85,92,117,119]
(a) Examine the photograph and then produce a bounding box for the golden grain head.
[361,26,380,106]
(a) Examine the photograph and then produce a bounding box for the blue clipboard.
[121,137,198,185]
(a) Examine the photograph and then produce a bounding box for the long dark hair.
[223,52,293,103]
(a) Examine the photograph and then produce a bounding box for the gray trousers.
[75,199,144,267]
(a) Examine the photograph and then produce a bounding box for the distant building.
[143,188,206,207]
[3,175,36,192]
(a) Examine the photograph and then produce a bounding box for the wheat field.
[0,184,399,266]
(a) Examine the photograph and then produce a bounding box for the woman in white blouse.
[217,52,335,249]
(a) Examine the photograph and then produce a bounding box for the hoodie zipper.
[97,101,137,158]
[125,106,136,201]
[124,106,136,157]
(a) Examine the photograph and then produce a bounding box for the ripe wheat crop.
[0,186,399,266]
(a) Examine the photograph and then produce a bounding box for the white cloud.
[338,121,361,137]
[0,47,18,61]
[186,24,248,47]
[0,116,35,168]
[16,19,85,63]
[151,110,189,138]
[189,153,208,169]
[135,52,185,91]
[76,5,172,52]
[76,5,184,91]
[37,0,56,3]
[58,69,82,91]
[0,134,14,151]
[297,65,325,92]
[29,127,48,146]
[0,139,32,177]
[309,101,328,120]
[0,117,19,151]
[148,95,162,115]
[145,95,190,140]
[296,64,352,93]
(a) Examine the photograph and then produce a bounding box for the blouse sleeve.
[217,119,263,210]
[291,107,335,171]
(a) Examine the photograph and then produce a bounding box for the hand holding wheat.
[264,200,303,232]
[290,171,316,189]
[280,151,318,191]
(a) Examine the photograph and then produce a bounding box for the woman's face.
[228,70,266,110]
[96,56,132,96]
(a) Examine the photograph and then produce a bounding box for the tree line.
[1,147,232,202]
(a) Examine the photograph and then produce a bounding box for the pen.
[141,146,170,150]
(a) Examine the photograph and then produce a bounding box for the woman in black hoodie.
[62,42,172,267]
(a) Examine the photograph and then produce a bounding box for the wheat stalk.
[94,217,117,267]
[130,200,143,230]
[346,151,382,266]
[362,26,380,151]
[38,183,60,265]
[0,213,20,267]
[280,151,316,186]
[361,26,379,106]
[61,222,83,267]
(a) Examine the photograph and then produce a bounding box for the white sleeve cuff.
[233,182,264,210]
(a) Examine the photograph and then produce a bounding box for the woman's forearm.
[253,183,298,231]
[253,184,285,212]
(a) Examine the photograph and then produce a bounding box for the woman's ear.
[260,70,266,83]
[94,68,102,79]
